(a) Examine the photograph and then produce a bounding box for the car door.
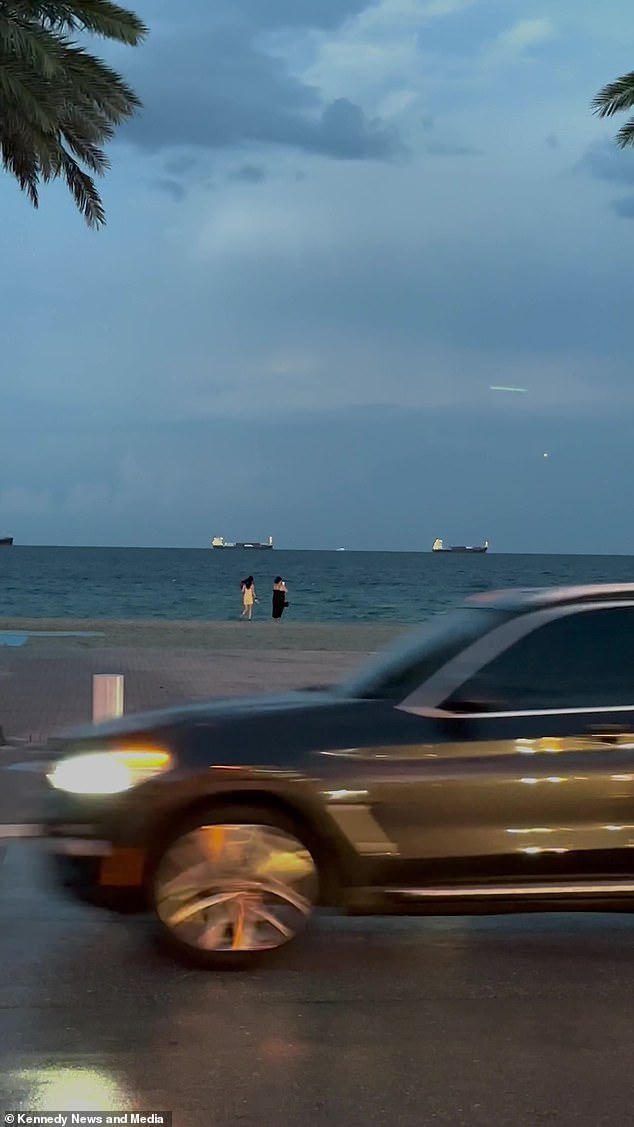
[336,602,634,888]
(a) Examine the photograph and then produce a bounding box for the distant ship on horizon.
[0,537,13,547]
[432,538,488,554]
[212,535,274,550]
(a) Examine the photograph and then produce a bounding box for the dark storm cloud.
[578,139,634,185]
[153,178,187,201]
[229,164,268,183]
[312,98,404,160]
[229,0,371,31]
[123,6,403,164]
[577,140,634,218]
[140,0,371,33]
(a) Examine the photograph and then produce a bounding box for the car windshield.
[337,606,509,701]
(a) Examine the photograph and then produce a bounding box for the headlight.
[47,747,174,795]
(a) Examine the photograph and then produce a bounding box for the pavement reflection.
[2,840,634,1127]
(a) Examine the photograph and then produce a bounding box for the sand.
[0,618,410,743]
[0,617,405,651]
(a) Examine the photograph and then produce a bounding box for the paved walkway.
[0,641,364,744]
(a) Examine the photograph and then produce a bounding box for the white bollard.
[92,674,124,723]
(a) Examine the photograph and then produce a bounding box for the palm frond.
[0,129,40,205]
[592,71,634,119]
[62,43,142,120]
[60,110,112,171]
[615,117,634,149]
[0,1,147,44]
[58,145,106,227]
[0,50,60,130]
[0,13,66,79]
[0,0,144,226]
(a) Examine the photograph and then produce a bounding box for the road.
[1,754,634,1126]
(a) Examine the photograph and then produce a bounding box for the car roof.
[465,583,634,613]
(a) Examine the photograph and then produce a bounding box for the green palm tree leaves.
[593,70,634,150]
[0,1,147,226]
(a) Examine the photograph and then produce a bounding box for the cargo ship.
[432,538,488,554]
[0,537,13,547]
[212,535,274,550]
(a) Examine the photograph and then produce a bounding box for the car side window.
[442,606,634,712]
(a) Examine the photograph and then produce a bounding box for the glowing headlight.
[47,748,174,795]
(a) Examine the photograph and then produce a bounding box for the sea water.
[1,546,633,624]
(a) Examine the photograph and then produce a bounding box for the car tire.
[149,804,321,970]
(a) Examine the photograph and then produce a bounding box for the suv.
[44,584,634,968]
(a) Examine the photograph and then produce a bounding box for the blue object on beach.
[0,630,103,647]
[0,633,28,646]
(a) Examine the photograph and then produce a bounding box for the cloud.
[299,0,470,114]
[576,139,634,218]
[313,98,405,159]
[232,0,372,31]
[5,0,634,554]
[424,139,483,156]
[417,0,478,13]
[143,0,372,34]
[121,7,403,165]
[611,197,634,220]
[229,164,268,183]
[493,17,557,56]
[578,139,634,186]
[153,178,187,201]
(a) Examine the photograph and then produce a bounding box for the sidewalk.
[0,639,368,743]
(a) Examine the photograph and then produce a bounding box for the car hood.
[49,689,347,748]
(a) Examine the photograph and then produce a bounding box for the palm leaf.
[615,118,634,149]
[592,71,634,119]
[0,126,40,204]
[58,145,106,226]
[0,14,66,78]
[0,50,60,130]
[61,43,142,119]
[0,1,147,43]
[0,0,145,225]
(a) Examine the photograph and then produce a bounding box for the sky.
[2,0,634,552]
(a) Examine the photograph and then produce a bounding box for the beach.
[0,618,407,743]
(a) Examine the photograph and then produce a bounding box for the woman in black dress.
[272,577,288,620]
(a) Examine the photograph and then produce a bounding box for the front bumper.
[47,848,148,912]
[43,789,149,912]
[45,831,149,912]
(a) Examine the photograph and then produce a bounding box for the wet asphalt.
[1,758,634,1127]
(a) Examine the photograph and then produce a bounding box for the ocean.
[1,547,634,624]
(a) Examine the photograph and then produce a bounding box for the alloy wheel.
[154,822,318,954]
